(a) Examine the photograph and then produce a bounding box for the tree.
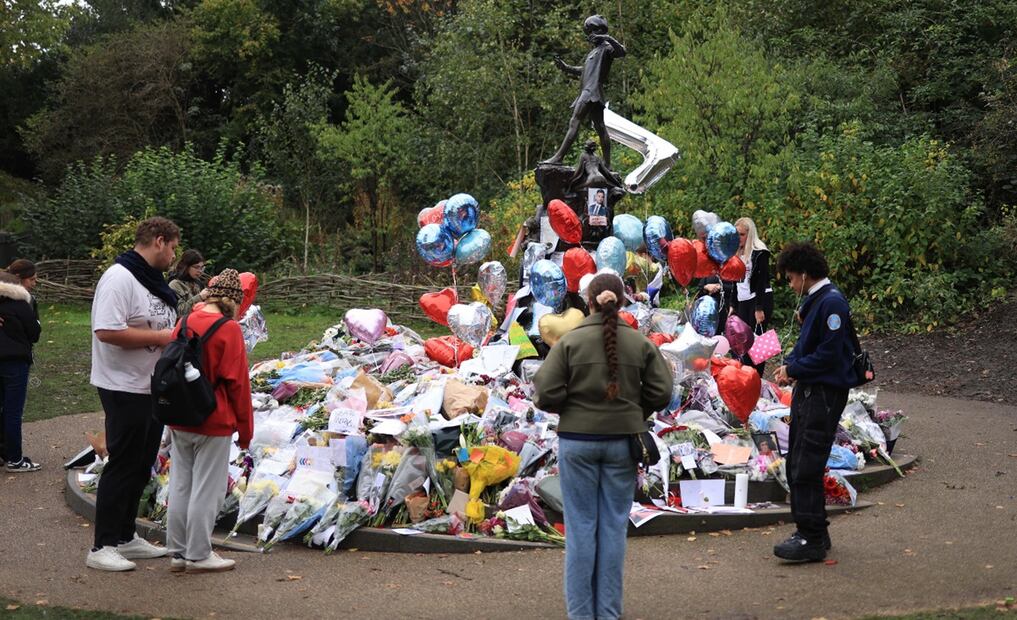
[256,65,341,271]
[633,7,797,220]
[316,75,413,272]
[21,19,193,181]
[414,0,578,196]
[1,0,75,69]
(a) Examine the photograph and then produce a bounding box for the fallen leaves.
[6,604,20,611]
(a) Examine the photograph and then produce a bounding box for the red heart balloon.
[618,310,638,330]
[562,247,596,293]
[418,202,445,227]
[692,240,719,278]
[548,199,582,244]
[667,238,697,287]
[648,333,675,347]
[424,336,474,367]
[238,272,258,319]
[720,255,746,282]
[419,287,458,326]
[709,355,742,379]
[716,364,762,424]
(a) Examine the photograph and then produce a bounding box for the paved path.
[2,392,1015,620]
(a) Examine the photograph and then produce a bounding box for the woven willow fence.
[31,260,483,321]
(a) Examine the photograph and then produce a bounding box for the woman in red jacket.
[165,269,253,573]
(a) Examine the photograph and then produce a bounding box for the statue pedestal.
[534,163,624,252]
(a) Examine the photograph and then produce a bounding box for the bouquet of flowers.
[218,452,255,522]
[840,403,902,476]
[304,495,346,546]
[874,409,907,442]
[258,467,335,547]
[487,511,566,546]
[460,445,521,522]
[373,447,429,526]
[324,500,373,554]
[823,470,857,506]
[410,513,464,536]
[263,487,338,551]
[398,419,446,504]
[229,450,293,537]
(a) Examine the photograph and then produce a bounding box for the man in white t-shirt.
[86,217,180,572]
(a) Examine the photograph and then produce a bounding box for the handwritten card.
[328,407,364,435]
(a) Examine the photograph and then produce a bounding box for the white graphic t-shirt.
[90,264,177,394]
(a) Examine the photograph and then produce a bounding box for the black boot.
[773,532,826,562]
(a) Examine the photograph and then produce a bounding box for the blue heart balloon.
[529,259,567,310]
[690,295,719,338]
[416,223,455,266]
[612,214,644,252]
[706,221,739,264]
[443,193,478,238]
[454,228,491,266]
[643,215,673,263]
[595,236,627,276]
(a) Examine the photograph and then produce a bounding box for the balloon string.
[776,284,807,367]
[452,264,459,368]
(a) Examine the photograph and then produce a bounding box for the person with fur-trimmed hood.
[0,271,42,472]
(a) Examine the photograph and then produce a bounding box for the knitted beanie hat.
[208,268,244,305]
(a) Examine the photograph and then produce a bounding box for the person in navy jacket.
[773,241,856,562]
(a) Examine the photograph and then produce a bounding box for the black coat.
[0,282,41,364]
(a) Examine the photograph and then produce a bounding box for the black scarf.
[114,250,178,311]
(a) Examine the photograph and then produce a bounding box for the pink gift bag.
[747,328,781,365]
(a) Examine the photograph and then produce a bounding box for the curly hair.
[135,216,180,247]
[776,241,829,279]
[587,272,625,400]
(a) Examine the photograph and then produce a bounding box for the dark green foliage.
[23,145,296,271]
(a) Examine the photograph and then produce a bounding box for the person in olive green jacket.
[534,272,673,620]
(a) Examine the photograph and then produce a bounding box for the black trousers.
[93,388,163,549]
[788,382,848,542]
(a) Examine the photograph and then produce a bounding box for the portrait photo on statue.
[587,187,608,226]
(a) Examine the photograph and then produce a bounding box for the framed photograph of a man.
[587,188,608,227]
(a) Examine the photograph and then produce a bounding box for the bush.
[756,123,1008,331]
[22,144,298,271]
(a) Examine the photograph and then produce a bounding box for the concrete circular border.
[64,455,915,554]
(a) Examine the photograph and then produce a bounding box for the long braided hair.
[587,273,625,400]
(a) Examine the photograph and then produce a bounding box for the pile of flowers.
[87,306,905,552]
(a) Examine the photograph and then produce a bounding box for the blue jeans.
[558,437,636,620]
[0,360,31,463]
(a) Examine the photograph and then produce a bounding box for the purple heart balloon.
[725,314,755,357]
[344,308,388,345]
[379,351,414,375]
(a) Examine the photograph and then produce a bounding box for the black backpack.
[151,314,230,427]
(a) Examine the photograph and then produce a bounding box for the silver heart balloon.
[446,302,493,349]
[478,261,507,309]
[692,210,720,237]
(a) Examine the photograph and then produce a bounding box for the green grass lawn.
[25,303,442,423]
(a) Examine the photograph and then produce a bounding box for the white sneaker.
[117,534,169,559]
[86,547,137,572]
[185,551,235,574]
[169,556,186,572]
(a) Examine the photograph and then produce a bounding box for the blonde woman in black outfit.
[734,217,773,375]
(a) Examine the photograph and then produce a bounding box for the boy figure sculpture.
[542,15,626,169]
